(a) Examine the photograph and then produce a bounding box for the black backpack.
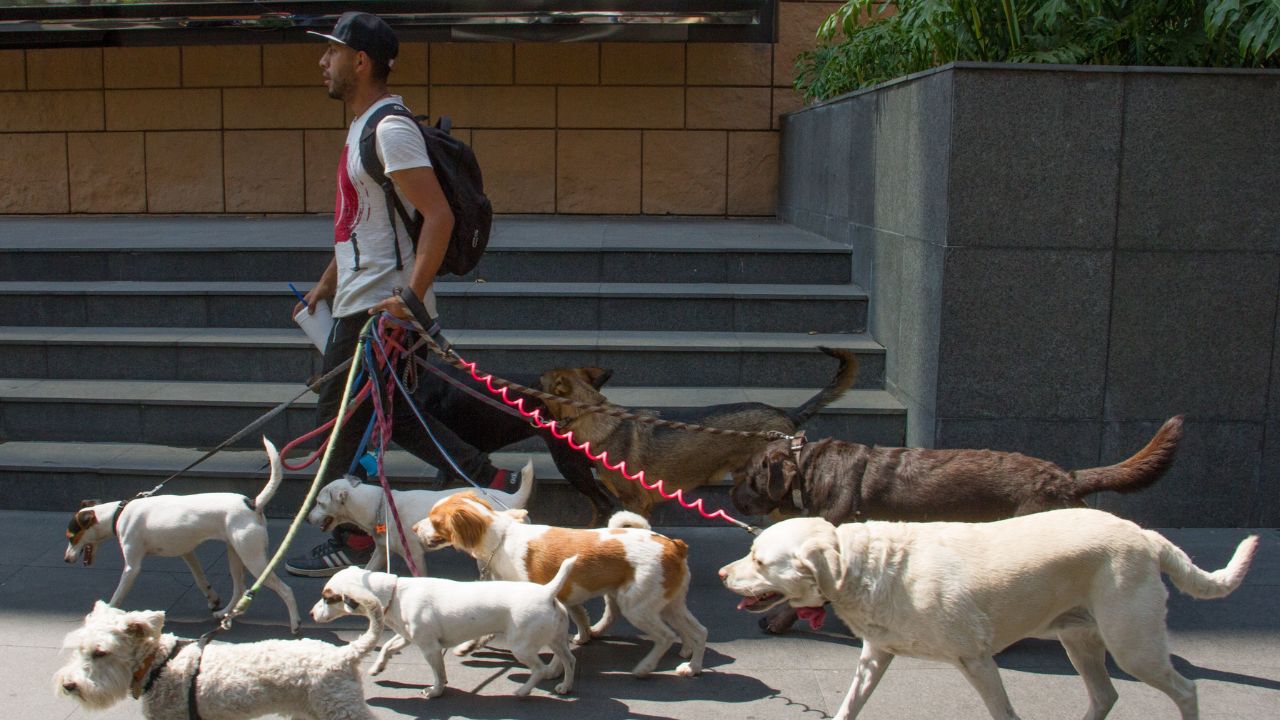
[358,103,492,276]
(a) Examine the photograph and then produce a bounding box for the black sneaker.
[284,535,373,577]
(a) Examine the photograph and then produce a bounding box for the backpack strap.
[358,103,426,271]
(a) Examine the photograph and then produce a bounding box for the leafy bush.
[796,0,1280,101]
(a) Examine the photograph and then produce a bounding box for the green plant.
[796,0,1280,101]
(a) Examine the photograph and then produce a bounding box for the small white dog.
[303,459,534,576]
[54,598,382,719]
[311,556,578,698]
[417,492,706,677]
[64,436,302,633]
[720,508,1259,720]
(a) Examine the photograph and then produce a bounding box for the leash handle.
[393,287,452,355]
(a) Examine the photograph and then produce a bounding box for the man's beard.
[327,74,352,100]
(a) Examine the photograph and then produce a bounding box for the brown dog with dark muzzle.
[537,347,858,517]
[732,415,1185,633]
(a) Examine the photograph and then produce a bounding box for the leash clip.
[789,430,807,456]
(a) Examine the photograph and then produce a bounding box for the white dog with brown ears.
[415,492,706,677]
[311,556,579,698]
[303,460,534,576]
[720,508,1258,720]
[55,598,382,719]
[63,436,302,633]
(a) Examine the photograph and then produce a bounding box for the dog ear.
[446,501,490,551]
[74,508,98,529]
[765,451,798,502]
[124,610,165,639]
[585,367,613,389]
[344,475,362,488]
[792,534,845,599]
[79,499,99,509]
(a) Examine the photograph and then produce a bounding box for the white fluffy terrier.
[303,459,534,576]
[63,436,302,633]
[54,599,383,719]
[310,556,578,698]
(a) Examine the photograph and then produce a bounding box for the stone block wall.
[0,1,846,216]
[780,63,1280,527]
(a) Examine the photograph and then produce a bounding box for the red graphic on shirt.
[334,145,358,245]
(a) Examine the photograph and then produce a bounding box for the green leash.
[220,315,375,631]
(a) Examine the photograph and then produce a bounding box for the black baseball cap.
[308,12,399,67]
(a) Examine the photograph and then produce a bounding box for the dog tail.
[1069,416,1183,497]
[607,510,651,530]
[788,347,859,428]
[1154,531,1259,600]
[543,555,579,600]
[502,458,536,510]
[253,436,286,513]
[340,593,386,664]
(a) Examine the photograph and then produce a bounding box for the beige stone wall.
[0,1,842,216]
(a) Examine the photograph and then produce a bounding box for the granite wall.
[779,63,1280,527]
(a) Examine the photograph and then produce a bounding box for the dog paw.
[679,646,693,659]
[290,623,302,637]
[368,665,385,677]
[675,662,701,677]
[571,633,591,646]
[207,597,222,612]
[554,682,573,695]
[421,686,446,699]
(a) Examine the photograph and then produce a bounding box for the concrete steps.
[0,215,854,284]
[0,327,885,388]
[0,215,901,525]
[0,377,904,448]
[0,280,868,333]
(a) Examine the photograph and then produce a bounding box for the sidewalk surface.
[3,509,1277,720]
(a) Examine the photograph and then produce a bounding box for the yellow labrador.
[719,509,1257,720]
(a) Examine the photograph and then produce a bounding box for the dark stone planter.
[779,62,1280,527]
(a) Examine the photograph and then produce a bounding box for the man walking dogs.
[289,12,529,577]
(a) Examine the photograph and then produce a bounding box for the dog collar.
[791,487,806,513]
[132,638,191,699]
[789,433,807,458]
[477,526,508,580]
[111,499,130,536]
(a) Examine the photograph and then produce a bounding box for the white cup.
[293,299,334,352]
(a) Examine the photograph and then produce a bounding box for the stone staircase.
[0,216,904,525]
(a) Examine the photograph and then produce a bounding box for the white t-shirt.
[331,95,440,319]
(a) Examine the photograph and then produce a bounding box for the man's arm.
[298,257,338,316]
[367,165,454,319]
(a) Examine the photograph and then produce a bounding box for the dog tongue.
[796,606,826,629]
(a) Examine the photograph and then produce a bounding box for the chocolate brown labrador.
[732,415,1185,633]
